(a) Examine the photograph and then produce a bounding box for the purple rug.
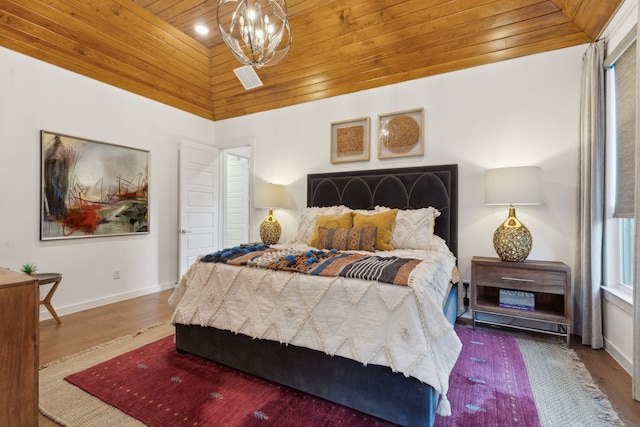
[435,326,540,426]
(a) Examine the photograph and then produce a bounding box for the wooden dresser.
[0,269,38,426]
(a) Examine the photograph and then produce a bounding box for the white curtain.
[576,40,606,349]
[634,122,640,402]
[634,19,640,403]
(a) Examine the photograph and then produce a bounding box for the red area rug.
[65,327,539,426]
[65,335,393,426]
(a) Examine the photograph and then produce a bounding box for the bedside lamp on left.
[255,183,286,245]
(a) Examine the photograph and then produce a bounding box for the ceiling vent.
[234,66,263,90]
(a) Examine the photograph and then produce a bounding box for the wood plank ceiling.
[0,1,623,121]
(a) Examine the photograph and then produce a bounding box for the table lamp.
[485,166,542,262]
[255,183,286,245]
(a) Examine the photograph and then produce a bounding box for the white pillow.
[428,234,451,253]
[294,205,351,244]
[376,206,440,250]
[351,208,377,215]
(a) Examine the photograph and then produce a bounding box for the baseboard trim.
[603,336,633,375]
[39,281,176,322]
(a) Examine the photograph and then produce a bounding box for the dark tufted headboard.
[307,164,458,258]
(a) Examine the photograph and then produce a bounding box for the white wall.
[0,47,215,319]
[215,45,585,283]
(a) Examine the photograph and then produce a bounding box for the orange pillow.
[352,209,398,251]
[309,212,353,247]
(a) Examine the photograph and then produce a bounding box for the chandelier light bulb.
[247,7,257,21]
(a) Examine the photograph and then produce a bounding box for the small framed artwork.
[330,117,370,163]
[377,108,424,159]
[40,130,150,240]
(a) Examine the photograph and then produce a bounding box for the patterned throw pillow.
[352,209,398,251]
[315,227,378,252]
[294,205,351,244]
[391,207,441,250]
[309,212,354,247]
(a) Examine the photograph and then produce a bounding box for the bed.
[170,164,460,427]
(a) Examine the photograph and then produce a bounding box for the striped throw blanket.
[201,245,422,286]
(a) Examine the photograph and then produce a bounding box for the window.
[604,27,636,292]
[620,218,634,286]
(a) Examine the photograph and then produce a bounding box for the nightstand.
[471,256,572,345]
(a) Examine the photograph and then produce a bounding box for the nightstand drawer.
[475,263,567,294]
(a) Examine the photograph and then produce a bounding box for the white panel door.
[179,140,219,278]
[224,152,250,247]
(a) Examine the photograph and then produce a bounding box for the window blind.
[610,38,637,218]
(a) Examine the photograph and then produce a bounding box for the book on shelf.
[499,289,535,310]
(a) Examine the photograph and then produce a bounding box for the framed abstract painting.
[40,130,150,240]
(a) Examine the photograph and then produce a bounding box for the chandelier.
[217,0,292,68]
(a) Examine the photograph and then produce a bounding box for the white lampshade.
[485,166,542,206]
[254,183,286,209]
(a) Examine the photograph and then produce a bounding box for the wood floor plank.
[38,290,640,426]
[39,289,174,365]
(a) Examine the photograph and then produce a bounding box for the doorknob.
[180,229,192,234]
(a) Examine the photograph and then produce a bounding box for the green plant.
[20,263,38,275]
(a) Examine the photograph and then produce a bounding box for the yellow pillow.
[309,212,353,246]
[352,209,398,251]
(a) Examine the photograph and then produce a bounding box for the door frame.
[217,137,255,244]
[221,146,251,247]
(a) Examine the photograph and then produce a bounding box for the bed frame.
[175,164,459,427]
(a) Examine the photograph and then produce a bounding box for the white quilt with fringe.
[169,244,462,415]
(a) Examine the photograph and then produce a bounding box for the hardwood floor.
[571,337,640,426]
[39,290,640,426]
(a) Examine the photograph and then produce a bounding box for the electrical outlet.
[114,270,121,280]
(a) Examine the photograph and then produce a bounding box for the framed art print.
[40,130,149,240]
[377,108,424,159]
[330,117,370,163]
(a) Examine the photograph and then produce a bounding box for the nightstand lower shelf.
[473,309,571,345]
